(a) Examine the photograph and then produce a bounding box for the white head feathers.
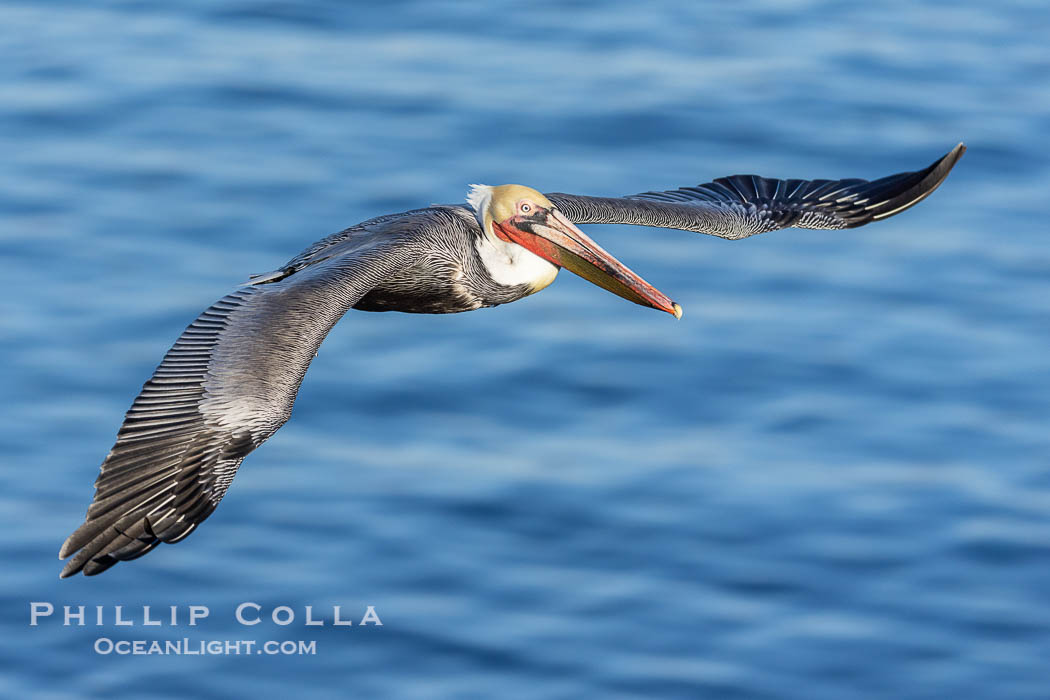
[466,184,493,228]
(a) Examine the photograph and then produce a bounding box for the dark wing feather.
[59,218,427,577]
[548,143,964,239]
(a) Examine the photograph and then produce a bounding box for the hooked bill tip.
[671,303,683,320]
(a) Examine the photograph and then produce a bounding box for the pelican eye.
[520,202,531,214]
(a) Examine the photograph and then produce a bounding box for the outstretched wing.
[59,217,428,577]
[548,143,964,239]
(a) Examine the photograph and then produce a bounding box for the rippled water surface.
[3,1,1049,698]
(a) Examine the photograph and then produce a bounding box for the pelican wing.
[548,143,964,239]
[59,217,427,577]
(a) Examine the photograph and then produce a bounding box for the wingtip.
[857,142,966,224]
[927,142,966,185]
[58,547,80,577]
[929,142,967,188]
[58,553,79,578]
[945,142,966,165]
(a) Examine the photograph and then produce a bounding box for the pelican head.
[467,184,682,319]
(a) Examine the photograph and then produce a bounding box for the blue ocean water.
[2,0,1048,697]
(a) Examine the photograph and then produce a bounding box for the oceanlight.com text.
[94,638,317,655]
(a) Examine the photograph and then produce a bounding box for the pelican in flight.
[59,144,965,577]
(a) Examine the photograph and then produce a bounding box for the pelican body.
[59,145,965,577]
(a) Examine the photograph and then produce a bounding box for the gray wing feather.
[548,143,964,239]
[59,222,423,577]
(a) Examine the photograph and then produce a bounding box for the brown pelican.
[59,144,965,577]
